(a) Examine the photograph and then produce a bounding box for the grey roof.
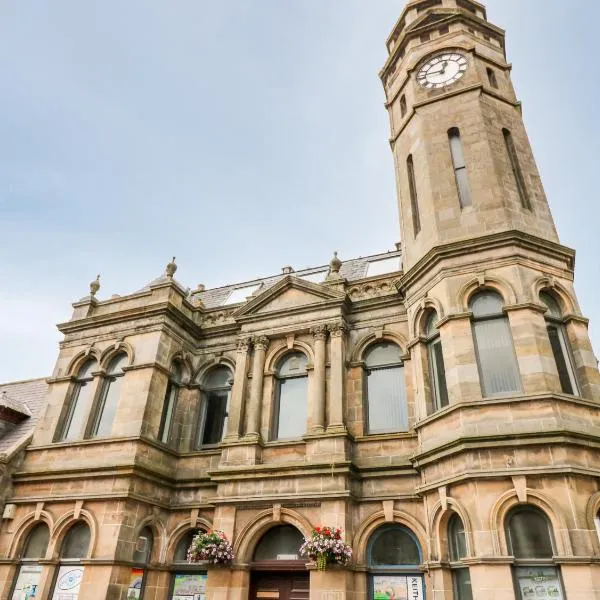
[194,250,402,310]
[0,378,47,453]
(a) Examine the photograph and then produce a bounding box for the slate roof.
[0,378,47,453]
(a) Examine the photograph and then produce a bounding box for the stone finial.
[89,274,100,297]
[166,256,177,278]
[330,251,342,274]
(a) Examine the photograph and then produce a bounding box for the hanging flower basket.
[187,530,235,566]
[299,526,352,571]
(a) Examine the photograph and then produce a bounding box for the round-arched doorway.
[250,525,308,600]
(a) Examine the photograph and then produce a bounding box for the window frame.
[424,313,449,412]
[195,367,233,449]
[59,360,98,442]
[88,354,127,439]
[448,127,473,208]
[272,352,309,441]
[9,523,51,600]
[503,128,531,210]
[448,514,473,600]
[407,154,421,236]
[487,67,498,88]
[158,364,183,445]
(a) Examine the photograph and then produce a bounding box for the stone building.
[1,0,599,599]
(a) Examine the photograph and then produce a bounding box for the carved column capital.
[311,325,328,341]
[253,335,269,351]
[236,336,252,353]
[328,320,348,338]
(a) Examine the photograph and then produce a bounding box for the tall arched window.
[448,128,472,208]
[425,312,448,411]
[90,353,127,438]
[51,522,91,600]
[196,366,232,447]
[470,291,521,397]
[487,67,498,88]
[364,342,407,434]
[129,526,153,600]
[273,352,308,440]
[400,94,407,118]
[368,525,425,598]
[253,525,305,563]
[503,128,531,210]
[540,292,579,396]
[60,359,97,441]
[10,523,50,599]
[159,362,182,445]
[169,529,207,600]
[506,506,565,599]
[407,155,421,235]
[448,514,472,600]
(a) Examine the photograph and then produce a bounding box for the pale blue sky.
[0,1,598,382]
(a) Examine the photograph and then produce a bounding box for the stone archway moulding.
[8,510,54,559]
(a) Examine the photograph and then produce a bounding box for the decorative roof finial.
[166,256,177,279]
[90,274,101,297]
[330,251,342,274]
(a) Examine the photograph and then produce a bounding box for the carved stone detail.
[253,335,269,351]
[311,325,328,341]
[328,321,348,338]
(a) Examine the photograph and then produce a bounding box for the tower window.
[487,68,498,88]
[439,25,450,35]
[425,312,449,412]
[407,155,421,235]
[448,128,472,208]
[273,352,308,440]
[196,366,232,447]
[59,359,97,441]
[503,129,531,210]
[400,95,407,118]
[420,32,431,43]
[469,291,521,397]
[158,362,182,445]
[89,353,127,438]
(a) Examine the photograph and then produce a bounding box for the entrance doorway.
[250,572,309,600]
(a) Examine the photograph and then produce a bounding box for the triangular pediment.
[406,10,454,32]
[233,276,346,318]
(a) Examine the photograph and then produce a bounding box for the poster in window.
[51,566,84,600]
[126,568,145,599]
[515,567,564,599]
[170,572,207,600]
[11,564,43,600]
[372,575,424,600]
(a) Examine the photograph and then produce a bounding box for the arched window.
[253,525,305,563]
[60,359,97,441]
[364,342,407,434]
[10,523,50,599]
[273,352,308,440]
[425,312,448,411]
[159,362,182,445]
[400,94,407,118]
[505,506,565,599]
[540,292,579,396]
[170,529,207,600]
[368,525,425,598]
[130,526,153,599]
[487,67,498,88]
[90,353,127,438]
[407,155,421,235]
[196,366,232,447]
[470,291,521,397]
[448,128,472,208]
[51,522,91,599]
[503,128,531,210]
[448,514,472,600]
[595,510,600,544]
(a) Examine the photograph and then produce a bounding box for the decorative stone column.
[245,335,269,440]
[311,325,328,433]
[223,337,252,441]
[327,321,348,432]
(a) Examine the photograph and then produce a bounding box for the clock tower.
[381,0,559,270]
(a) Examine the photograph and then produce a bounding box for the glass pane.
[93,376,123,437]
[367,366,407,434]
[547,326,575,395]
[63,380,94,441]
[61,523,91,559]
[133,527,153,564]
[429,338,449,409]
[370,526,421,566]
[22,524,50,559]
[514,567,564,600]
[469,291,504,317]
[455,167,472,207]
[201,391,228,445]
[253,526,304,561]
[204,366,232,389]
[277,352,308,377]
[275,377,308,439]
[540,292,562,318]
[77,360,97,380]
[473,318,521,396]
[449,129,466,169]
[364,343,402,368]
[159,383,178,444]
[174,529,203,562]
[507,509,554,559]
[453,568,473,600]
[107,354,127,375]
[448,514,467,561]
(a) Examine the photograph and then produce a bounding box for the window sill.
[354,431,416,443]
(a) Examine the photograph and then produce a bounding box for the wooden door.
[250,572,309,600]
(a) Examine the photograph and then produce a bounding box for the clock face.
[417,52,468,89]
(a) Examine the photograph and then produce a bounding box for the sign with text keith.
[373,575,424,600]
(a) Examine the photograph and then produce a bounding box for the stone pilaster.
[245,335,269,440]
[311,325,328,433]
[223,337,252,441]
[327,321,347,432]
